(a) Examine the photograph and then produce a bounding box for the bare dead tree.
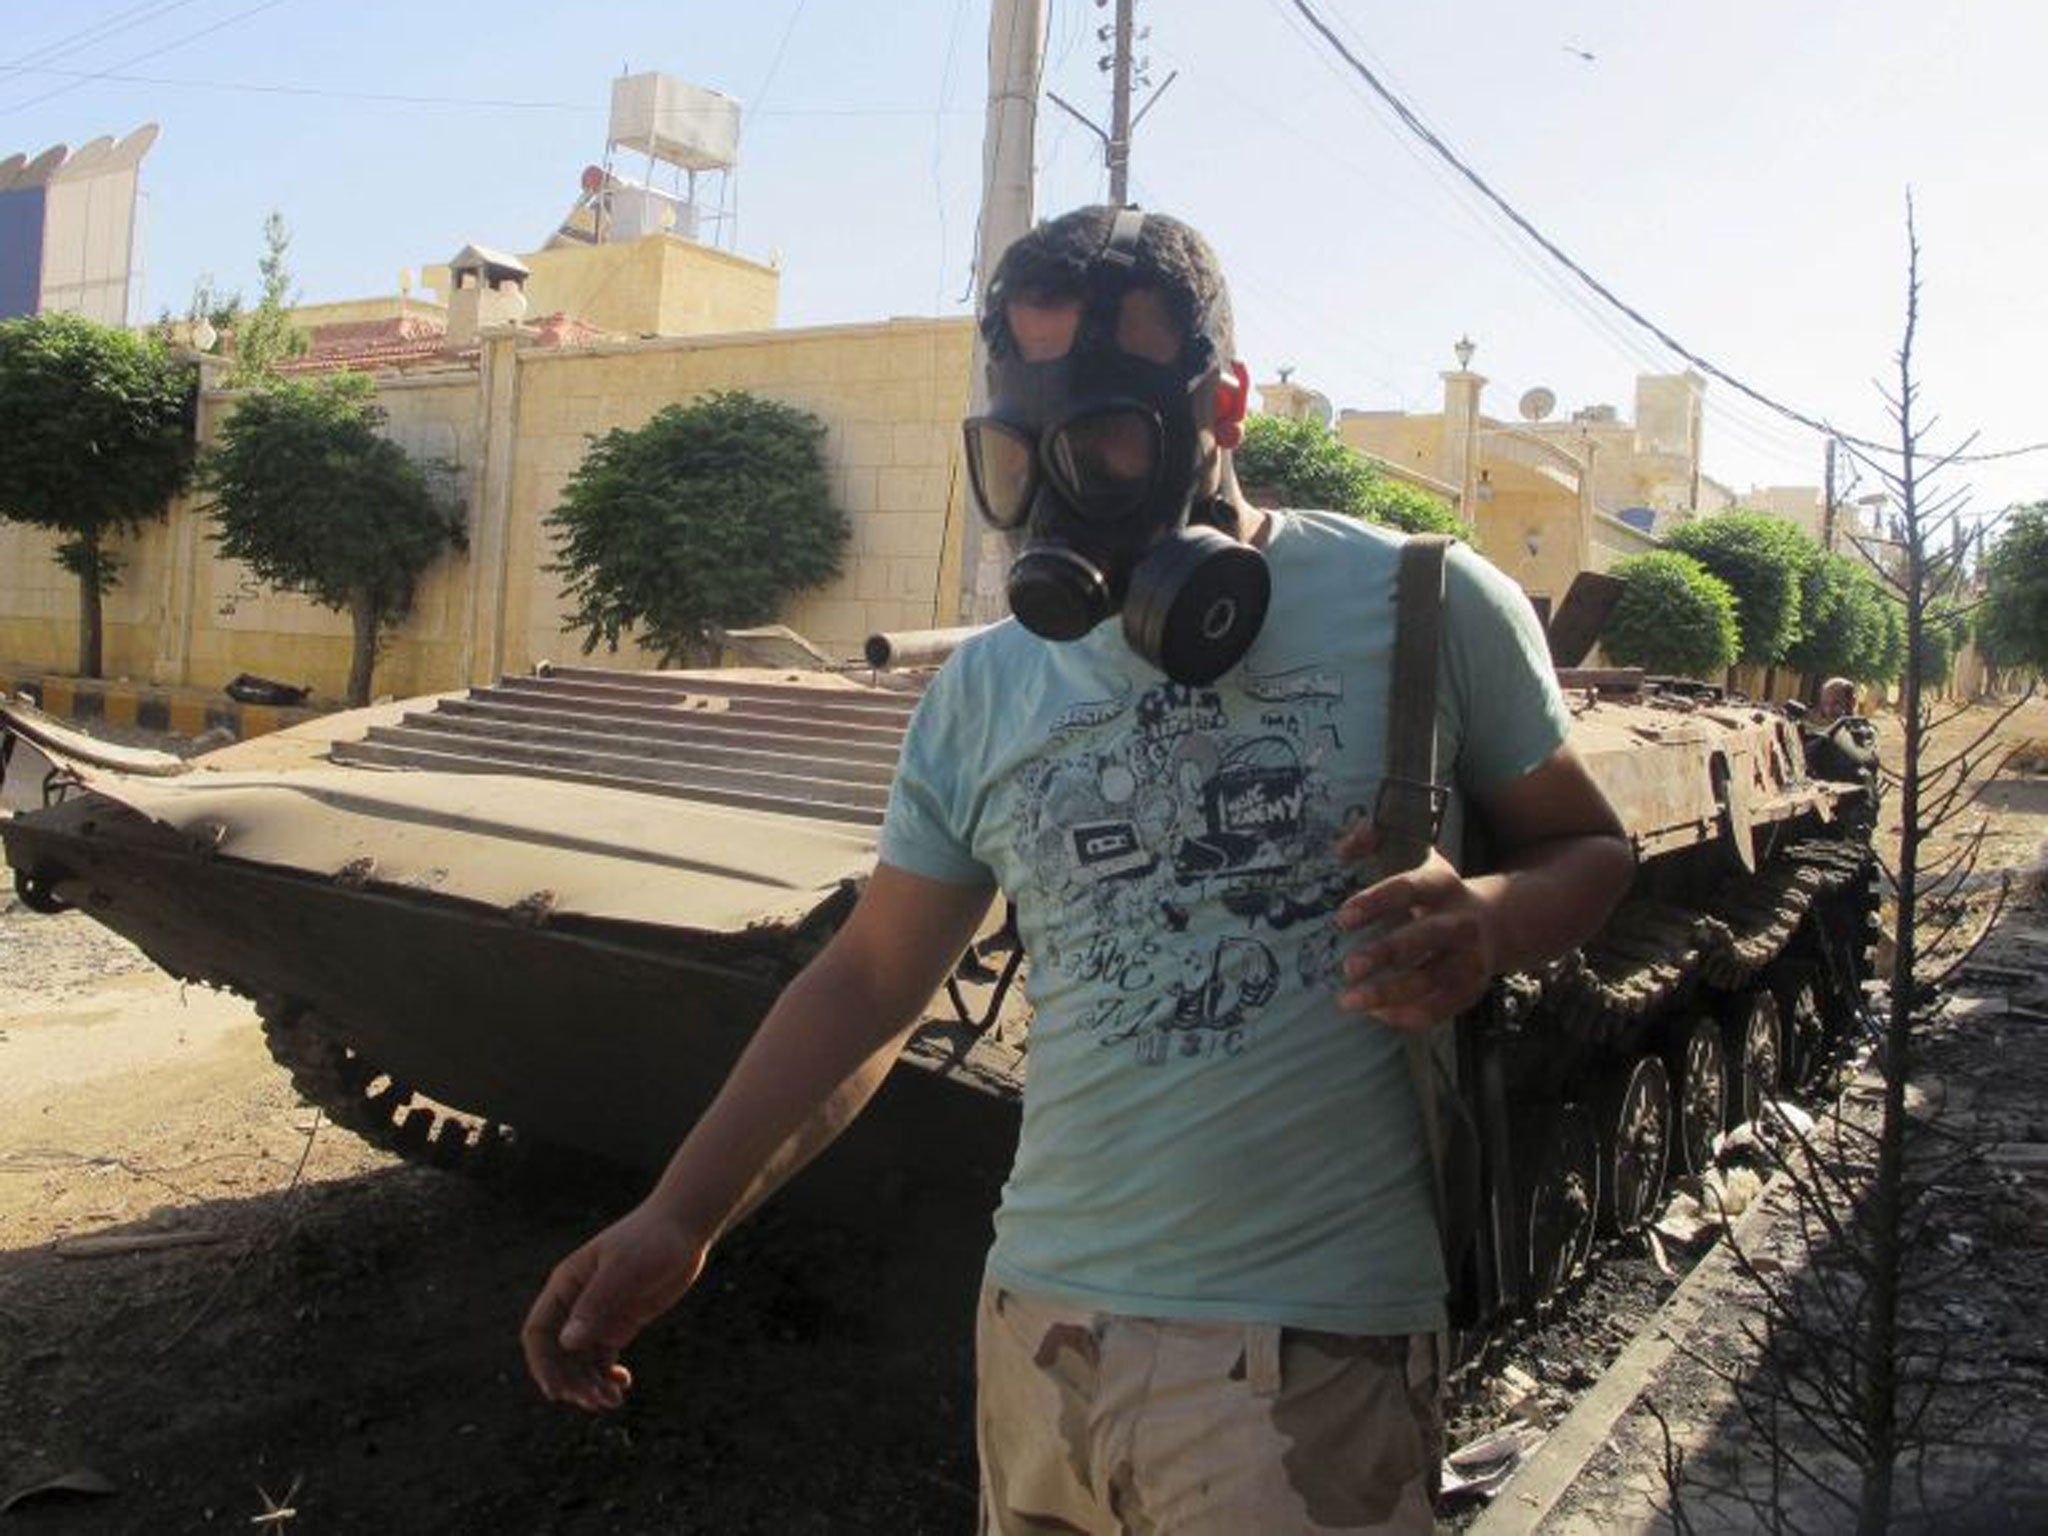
[1650,199,2039,1534]
[1845,198,2038,1533]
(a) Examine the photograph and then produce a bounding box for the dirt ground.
[0,735,988,1532]
[4,698,2045,1533]
[1535,907,2048,1535]
[0,897,992,1533]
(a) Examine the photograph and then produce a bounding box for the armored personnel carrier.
[0,627,1875,1329]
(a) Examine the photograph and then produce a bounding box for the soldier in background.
[1814,676,1858,724]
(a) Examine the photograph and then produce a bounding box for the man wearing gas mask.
[526,207,1633,1534]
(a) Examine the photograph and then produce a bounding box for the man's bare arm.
[522,863,994,1409]
[1464,743,1633,973]
[645,864,995,1238]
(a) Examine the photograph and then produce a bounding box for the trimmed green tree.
[200,375,465,706]
[1872,597,1907,685]
[1601,550,1740,679]
[1976,502,2048,675]
[1663,510,1821,668]
[1915,604,1966,691]
[549,391,850,666]
[1787,551,1896,685]
[1357,473,1474,540]
[1235,413,1471,540]
[0,312,196,677]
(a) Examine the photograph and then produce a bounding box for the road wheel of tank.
[1528,1105,1600,1302]
[1724,990,1784,1128]
[257,996,514,1174]
[1598,1057,1672,1235]
[1671,1014,1727,1177]
[12,867,70,914]
[1769,961,1829,1090]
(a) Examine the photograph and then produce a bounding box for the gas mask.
[962,210,1271,687]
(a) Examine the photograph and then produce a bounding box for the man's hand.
[1329,747,1633,1033]
[1332,841,1499,1031]
[522,1204,709,1411]
[517,863,994,1413]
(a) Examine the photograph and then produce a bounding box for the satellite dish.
[1519,387,1557,422]
[1304,390,1334,429]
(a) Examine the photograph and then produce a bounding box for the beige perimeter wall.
[0,317,974,703]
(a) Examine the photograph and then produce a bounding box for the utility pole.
[1823,436,1839,552]
[958,0,1045,626]
[1049,0,1176,209]
[1107,0,1135,203]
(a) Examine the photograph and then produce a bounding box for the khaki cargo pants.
[976,1284,1441,1535]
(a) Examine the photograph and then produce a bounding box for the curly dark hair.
[982,205,1234,362]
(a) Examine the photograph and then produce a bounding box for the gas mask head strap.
[1071,206,1147,352]
[1100,206,1146,268]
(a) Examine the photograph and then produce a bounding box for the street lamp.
[1453,334,1476,371]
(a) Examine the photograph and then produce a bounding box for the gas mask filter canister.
[963,209,1271,687]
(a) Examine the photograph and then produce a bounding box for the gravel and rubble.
[1458,703,2048,1533]
[1496,905,2048,1536]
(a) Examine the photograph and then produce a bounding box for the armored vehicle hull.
[1,659,1874,1328]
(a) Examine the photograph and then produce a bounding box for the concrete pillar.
[1440,356,1486,517]
[160,353,227,687]
[957,0,1044,626]
[463,333,521,685]
[1575,433,1597,577]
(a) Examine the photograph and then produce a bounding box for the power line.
[0,0,300,116]
[1149,25,1671,411]
[1162,10,1828,486]
[1265,0,1815,453]
[1226,2,1858,491]
[748,0,812,118]
[1253,3,1711,411]
[0,0,210,82]
[0,62,973,118]
[931,0,976,311]
[1281,0,2048,466]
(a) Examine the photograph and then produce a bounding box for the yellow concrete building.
[0,230,973,703]
[420,232,779,341]
[1264,342,1849,622]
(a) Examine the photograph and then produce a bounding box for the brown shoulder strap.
[1384,536,1456,1367]
[1377,535,1451,874]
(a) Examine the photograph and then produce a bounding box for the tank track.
[258,996,516,1173]
[1544,839,1874,1044]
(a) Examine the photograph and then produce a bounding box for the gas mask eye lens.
[1045,407,1162,522]
[964,418,1036,530]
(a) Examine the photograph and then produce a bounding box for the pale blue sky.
[6,0,2042,509]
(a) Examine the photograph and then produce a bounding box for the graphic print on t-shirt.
[1015,668,1368,1066]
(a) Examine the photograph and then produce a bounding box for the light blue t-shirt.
[879,509,1569,1334]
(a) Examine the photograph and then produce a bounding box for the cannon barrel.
[864,625,991,670]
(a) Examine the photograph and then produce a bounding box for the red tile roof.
[273,311,604,377]
[276,313,466,377]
